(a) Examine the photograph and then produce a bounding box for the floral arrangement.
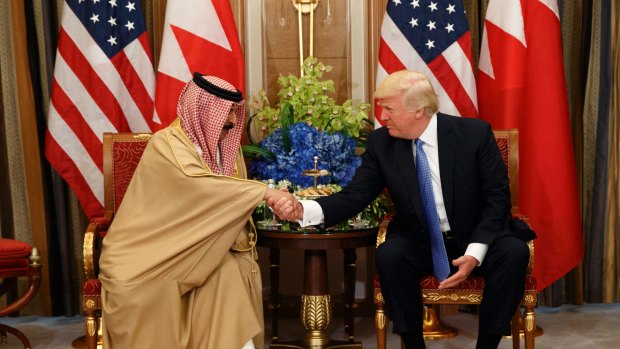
[244,57,389,227]
[249,122,360,187]
[245,57,371,187]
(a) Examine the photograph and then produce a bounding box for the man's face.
[219,106,237,142]
[378,94,423,140]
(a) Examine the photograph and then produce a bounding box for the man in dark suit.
[271,70,530,349]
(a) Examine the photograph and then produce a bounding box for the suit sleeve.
[316,133,386,227]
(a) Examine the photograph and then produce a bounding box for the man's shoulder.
[367,127,400,149]
[369,126,390,138]
[438,113,492,137]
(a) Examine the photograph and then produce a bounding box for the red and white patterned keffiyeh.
[177,75,246,176]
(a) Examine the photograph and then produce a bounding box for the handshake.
[264,188,304,222]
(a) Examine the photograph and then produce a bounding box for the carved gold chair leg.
[375,308,387,349]
[422,305,458,339]
[523,302,536,349]
[375,294,387,349]
[85,313,98,349]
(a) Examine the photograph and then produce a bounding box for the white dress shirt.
[300,114,488,265]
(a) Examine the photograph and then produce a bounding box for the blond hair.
[375,70,439,116]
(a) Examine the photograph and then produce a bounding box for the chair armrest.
[376,214,393,247]
[512,212,535,273]
[83,211,113,279]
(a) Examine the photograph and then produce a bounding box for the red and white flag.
[478,0,584,290]
[46,0,155,219]
[375,0,478,127]
[154,0,245,126]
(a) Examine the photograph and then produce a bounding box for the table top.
[256,224,378,250]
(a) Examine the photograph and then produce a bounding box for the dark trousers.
[375,232,529,342]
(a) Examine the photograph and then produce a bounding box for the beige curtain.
[0,0,50,315]
[605,0,619,302]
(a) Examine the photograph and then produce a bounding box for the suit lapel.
[437,114,455,222]
[395,138,425,223]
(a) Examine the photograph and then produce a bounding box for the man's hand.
[438,255,479,289]
[264,189,303,221]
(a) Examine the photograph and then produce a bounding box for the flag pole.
[292,0,320,76]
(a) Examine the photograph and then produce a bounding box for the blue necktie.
[414,139,451,281]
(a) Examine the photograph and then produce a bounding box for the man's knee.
[375,240,407,272]
[494,237,530,271]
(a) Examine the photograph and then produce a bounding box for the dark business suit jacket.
[317,113,511,253]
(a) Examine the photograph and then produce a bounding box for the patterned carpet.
[1,304,619,348]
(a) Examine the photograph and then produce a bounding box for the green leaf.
[280,102,294,152]
[241,144,275,160]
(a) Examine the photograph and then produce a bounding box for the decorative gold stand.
[303,156,330,188]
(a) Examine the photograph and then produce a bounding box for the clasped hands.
[264,188,303,221]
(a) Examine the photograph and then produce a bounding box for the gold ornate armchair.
[374,129,538,349]
[81,133,151,349]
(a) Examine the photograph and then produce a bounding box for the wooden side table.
[257,227,377,349]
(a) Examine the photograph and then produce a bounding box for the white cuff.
[298,200,325,227]
[464,243,488,265]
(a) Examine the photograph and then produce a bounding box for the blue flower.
[249,122,361,187]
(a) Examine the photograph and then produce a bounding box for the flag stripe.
[446,34,477,109]
[45,133,103,216]
[56,30,128,133]
[48,103,104,205]
[52,52,118,142]
[50,79,104,166]
[429,38,478,117]
[110,38,155,128]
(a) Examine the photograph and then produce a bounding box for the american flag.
[46,0,156,219]
[376,0,477,126]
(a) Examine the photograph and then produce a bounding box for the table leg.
[343,248,357,340]
[270,249,361,349]
[269,248,280,342]
[301,250,331,347]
